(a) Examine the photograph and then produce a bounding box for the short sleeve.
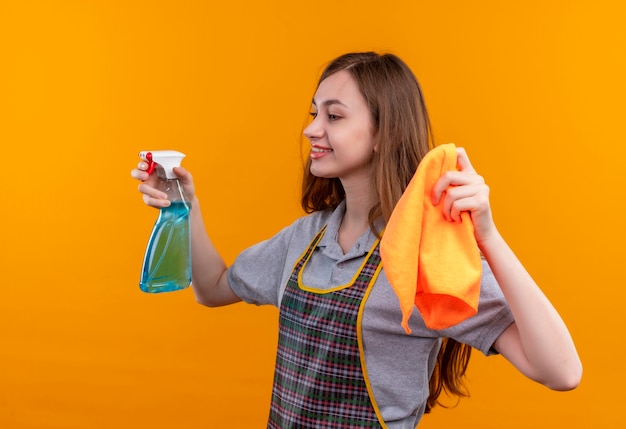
[227,222,298,307]
[227,212,330,307]
[438,259,515,355]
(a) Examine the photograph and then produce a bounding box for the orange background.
[0,1,623,428]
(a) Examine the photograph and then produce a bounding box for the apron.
[268,226,385,428]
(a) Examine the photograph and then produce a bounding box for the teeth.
[312,147,332,153]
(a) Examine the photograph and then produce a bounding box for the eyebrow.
[311,98,347,108]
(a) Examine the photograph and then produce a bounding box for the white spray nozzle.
[139,150,186,179]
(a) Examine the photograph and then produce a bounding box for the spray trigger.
[145,152,157,175]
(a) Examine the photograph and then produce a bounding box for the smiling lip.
[310,145,333,159]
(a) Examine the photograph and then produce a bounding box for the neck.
[337,177,376,253]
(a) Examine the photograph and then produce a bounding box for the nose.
[303,116,323,141]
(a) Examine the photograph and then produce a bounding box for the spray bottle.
[138,150,191,293]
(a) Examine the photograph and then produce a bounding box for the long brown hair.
[301,52,472,412]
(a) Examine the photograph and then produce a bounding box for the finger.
[431,171,479,205]
[449,197,476,223]
[131,168,150,181]
[456,147,477,174]
[441,184,478,221]
[447,184,491,222]
[172,166,190,181]
[142,193,171,208]
[141,192,171,208]
[448,191,482,223]
[431,171,453,205]
[449,194,492,224]
[173,166,196,191]
[138,182,168,200]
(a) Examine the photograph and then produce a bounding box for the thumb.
[456,147,477,174]
[172,166,192,182]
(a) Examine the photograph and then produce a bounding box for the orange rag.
[380,143,482,333]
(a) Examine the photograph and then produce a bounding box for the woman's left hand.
[432,148,582,390]
[431,147,496,245]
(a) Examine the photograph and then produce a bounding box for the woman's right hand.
[130,162,196,208]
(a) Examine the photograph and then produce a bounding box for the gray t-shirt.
[228,201,514,428]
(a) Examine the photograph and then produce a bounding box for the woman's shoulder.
[287,208,334,235]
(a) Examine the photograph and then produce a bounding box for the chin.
[310,168,336,179]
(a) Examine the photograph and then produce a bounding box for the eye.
[309,111,318,118]
[328,114,341,121]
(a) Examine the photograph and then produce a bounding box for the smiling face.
[303,70,377,184]
[301,52,432,223]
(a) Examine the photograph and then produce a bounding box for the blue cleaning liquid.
[140,201,191,293]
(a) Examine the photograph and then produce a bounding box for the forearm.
[188,197,241,307]
[479,228,582,390]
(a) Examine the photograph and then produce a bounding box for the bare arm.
[132,163,241,307]
[186,196,241,307]
[432,148,582,391]
[479,228,581,390]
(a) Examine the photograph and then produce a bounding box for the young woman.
[131,52,581,428]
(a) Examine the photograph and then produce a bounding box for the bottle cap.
[138,150,186,179]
